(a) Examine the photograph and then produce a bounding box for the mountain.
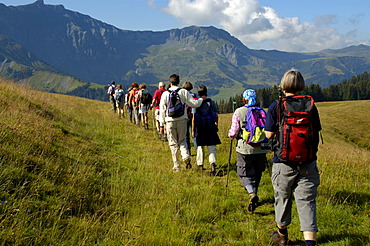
[1,0,370,100]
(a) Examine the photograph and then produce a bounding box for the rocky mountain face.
[1,0,370,99]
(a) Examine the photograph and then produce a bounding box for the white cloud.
[157,0,351,52]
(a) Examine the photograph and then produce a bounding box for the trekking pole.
[226,138,233,192]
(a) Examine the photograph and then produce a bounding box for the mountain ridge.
[0,1,369,99]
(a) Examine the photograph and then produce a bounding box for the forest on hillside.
[218,71,370,113]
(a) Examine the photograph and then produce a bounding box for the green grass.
[0,78,369,245]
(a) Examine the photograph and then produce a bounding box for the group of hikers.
[107,70,322,246]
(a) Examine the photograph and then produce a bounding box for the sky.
[1,0,369,52]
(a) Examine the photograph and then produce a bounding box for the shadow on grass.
[318,233,369,245]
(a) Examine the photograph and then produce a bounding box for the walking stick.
[226,138,233,191]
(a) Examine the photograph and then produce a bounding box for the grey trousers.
[271,161,320,232]
[236,153,266,194]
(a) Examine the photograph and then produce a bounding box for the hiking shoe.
[184,159,192,169]
[271,231,288,246]
[248,193,259,213]
[197,165,205,170]
[210,163,217,176]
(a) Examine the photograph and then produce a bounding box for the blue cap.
[243,89,257,106]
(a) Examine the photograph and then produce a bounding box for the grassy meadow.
[0,79,369,245]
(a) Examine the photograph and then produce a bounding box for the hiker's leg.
[144,112,149,125]
[253,154,267,193]
[207,145,217,166]
[294,161,320,234]
[166,121,180,170]
[192,136,197,150]
[236,154,256,193]
[141,113,145,126]
[135,108,140,125]
[196,146,204,166]
[185,121,191,152]
[128,106,133,122]
[272,163,297,228]
[155,109,161,132]
[120,106,124,117]
[177,119,190,161]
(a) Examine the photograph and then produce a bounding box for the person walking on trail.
[124,87,132,115]
[265,69,322,246]
[159,74,203,172]
[151,82,167,140]
[107,81,116,113]
[114,84,125,118]
[192,85,221,175]
[128,82,140,125]
[228,89,269,212]
[182,81,198,155]
[136,83,152,129]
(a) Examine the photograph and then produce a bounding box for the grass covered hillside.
[0,78,369,245]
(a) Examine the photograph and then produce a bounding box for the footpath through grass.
[0,79,369,245]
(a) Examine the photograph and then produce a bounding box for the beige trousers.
[166,119,190,170]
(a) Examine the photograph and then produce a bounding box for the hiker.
[182,81,198,155]
[107,81,116,113]
[128,82,140,124]
[228,89,269,212]
[159,74,203,172]
[136,83,152,129]
[265,69,321,246]
[151,82,167,140]
[192,85,221,175]
[124,87,132,115]
[114,84,125,118]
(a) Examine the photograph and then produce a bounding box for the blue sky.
[1,0,369,52]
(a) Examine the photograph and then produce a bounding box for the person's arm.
[264,102,278,139]
[191,112,195,138]
[150,90,158,109]
[228,112,241,139]
[183,89,203,108]
[128,92,132,107]
[191,107,196,137]
[159,91,168,124]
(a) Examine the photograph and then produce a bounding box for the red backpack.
[275,95,316,164]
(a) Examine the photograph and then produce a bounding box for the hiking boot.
[184,159,192,169]
[248,193,259,213]
[197,165,205,170]
[210,163,217,176]
[271,231,288,246]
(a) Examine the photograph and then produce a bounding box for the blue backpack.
[195,99,217,129]
[114,89,124,102]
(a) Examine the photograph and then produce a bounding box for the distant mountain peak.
[32,0,44,6]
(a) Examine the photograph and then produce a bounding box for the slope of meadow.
[0,79,369,245]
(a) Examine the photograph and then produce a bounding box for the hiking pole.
[226,138,233,191]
